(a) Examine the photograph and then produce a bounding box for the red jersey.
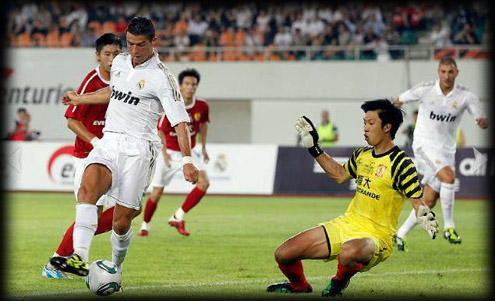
[64,67,109,158]
[158,97,209,151]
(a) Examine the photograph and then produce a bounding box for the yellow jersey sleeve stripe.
[392,157,412,190]
[406,185,423,198]
[391,151,406,178]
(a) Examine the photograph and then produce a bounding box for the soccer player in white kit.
[393,58,488,250]
[51,17,199,277]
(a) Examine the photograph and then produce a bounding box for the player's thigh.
[340,237,376,263]
[79,163,112,203]
[276,226,330,262]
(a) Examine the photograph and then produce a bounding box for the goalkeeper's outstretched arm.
[295,116,352,184]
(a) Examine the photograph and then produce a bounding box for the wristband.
[182,156,193,165]
[308,144,323,158]
[90,137,100,146]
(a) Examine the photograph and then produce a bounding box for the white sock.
[73,203,98,262]
[140,221,149,231]
[397,209,418,238]
[174,207,185,221]
[440,182,456,230]
[111,228,133,269]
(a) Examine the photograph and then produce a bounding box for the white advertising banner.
[4,141,278,195]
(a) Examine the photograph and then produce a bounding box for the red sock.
[181,187,206,213]
[55,207,115,256]
[143,198,159,223]
[278,261,310,291]
[333,256,363,282]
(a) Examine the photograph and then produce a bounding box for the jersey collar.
[126,50,159,69]
[372,145,399,158]
[95,66,110,85]
[435,79,457,97]
[184,96,196,109]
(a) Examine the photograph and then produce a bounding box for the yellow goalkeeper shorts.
[318,214,393,272]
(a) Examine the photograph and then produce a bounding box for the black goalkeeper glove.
[295,116,323,158]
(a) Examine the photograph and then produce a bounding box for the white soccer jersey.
[399,79,485,154]
[103,51,190,143]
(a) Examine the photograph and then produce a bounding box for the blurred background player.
[267,100,438,297]
[402,110,418,148]
[394,58,488,250]
[7,108,40,141]
[42,33,122,279]
[317,109,339,147]
[139,68,210,237]
[51,17,198,277]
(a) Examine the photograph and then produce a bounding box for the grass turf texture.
[5,193,491,299]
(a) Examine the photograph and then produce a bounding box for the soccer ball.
[85,259,122,296]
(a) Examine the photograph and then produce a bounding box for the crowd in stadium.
[7,2,489,61]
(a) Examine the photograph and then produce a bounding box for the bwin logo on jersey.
[430,111,456,122]
[111,87,140,105]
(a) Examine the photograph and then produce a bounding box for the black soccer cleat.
[50,253,89,277]
[267,282,312,293]
[443,228,462,244]
[322,278,350,297]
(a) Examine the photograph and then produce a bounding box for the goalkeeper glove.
[416,205,439,239]
[295,116,323,158]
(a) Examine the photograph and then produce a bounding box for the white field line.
[7,267,487,298]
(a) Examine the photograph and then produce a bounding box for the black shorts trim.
[320,225,331,259]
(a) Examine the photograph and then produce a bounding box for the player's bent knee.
[77,186,97,205]
[113,219,131,235]
[424,198,437,208]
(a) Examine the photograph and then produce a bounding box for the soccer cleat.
[393,235,407,252]
[266,282,313,293]
[168,216,190,236]
[138,222,150,237]
[42,264,73,279]
[443,228,462,244]
[322,278,350,297]
[50,253,89,277]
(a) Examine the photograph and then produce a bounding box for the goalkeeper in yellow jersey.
[267,99,439,297]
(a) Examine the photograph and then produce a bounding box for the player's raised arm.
[62,87,112,106]
[295,116,352,184]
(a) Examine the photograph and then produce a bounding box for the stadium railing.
[156,45,489,62]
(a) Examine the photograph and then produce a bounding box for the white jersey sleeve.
[465,91,486,120]
[399,81,433,103]
[156,64,190,127]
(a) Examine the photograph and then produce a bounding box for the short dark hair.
[95,33,122,52]
[178,69,201,85]
[361,99,404,139]
[439,57,457,68]
[17,108,27,114]
[127,16,155,41]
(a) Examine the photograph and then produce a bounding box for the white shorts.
[150,146,207,188]
[73,157,112,207]
[84,132,159,210]
[412,144,455,192]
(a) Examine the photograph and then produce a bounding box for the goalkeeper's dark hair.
[178,68,201,85]
[361,99,404,139]
[127,16,155,41]
[95,33,122,53]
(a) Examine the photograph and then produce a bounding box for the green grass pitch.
[5,193,491,299]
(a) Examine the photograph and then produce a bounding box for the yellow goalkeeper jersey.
[343,145,423,237]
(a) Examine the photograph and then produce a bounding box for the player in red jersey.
[42,33,122,279]
[139,68,210,236]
